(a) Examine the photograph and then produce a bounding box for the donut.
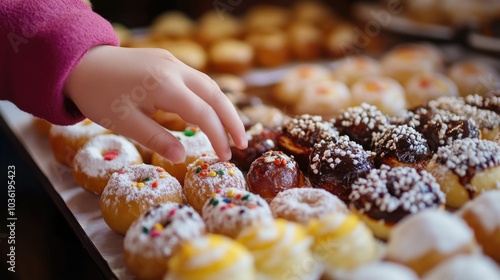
[427,96,500,140]
[404,72,459,109]
[230,123,278,172]
[332,262,419,280]
[447,60,499,97]
[165,233,255,280]
[386,209,477,277]
[124,202,205,280]
[458,190,500,263]
[380,43,444,85]
[49,118,110,167]
[202,188,273,238]
[236,218,323,280]
[422,255,500,280]
[287,22,323,61]
[331,55,382,86]
[211,73,246,95]
[308,136,375,203]
[183,154,247,214]
[149,11,195,40]
[350,76,407,117]
[150,110,187,132]
[151,126,215,185]
[277,114,339,172]
[239,104,289,130]
[100,164,184,235]
[349,165,446,240]
[161,39,207,72]
[273,64,330,106]
[293,79,352,119]
[269,187,348,226]
[464,94,500,115]
[195,10,242,47]
[246,150,305,203]
[332,103,390,151]
[426,138,500,208]
[245,30,291,68]
[372,124,432,170]
[307,212,378,272]
[72,134,143,195]
[395,106,480,153]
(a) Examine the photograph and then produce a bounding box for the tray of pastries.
[2,1,500,279]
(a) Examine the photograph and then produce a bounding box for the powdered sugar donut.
[72,134,143,195]
[151,126,215,185]
[49,118,111,167]
[183,154,248,214]
[426,138,500,208]
[270,187,348,226]
[386,209,477,276]
[100,164,184,235]
[202,188,273,238]
[124,202,205,280]
[458,190,500,263]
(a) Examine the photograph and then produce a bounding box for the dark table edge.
[0,114,118,280]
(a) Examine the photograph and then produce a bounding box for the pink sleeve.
[0,0,119,125]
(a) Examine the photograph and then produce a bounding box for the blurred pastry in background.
[332,261,419,280]
[208,39,254,74]
[160,39,207,72]
[195,10,243,47]
[331,55,382,86]
[149,11,196,40]
[290,0,339,32]
[245,30,291,68]
[324,23,358,58]
[422,254,500,280]
[294,79,352,118]
[287,22,324,61]
[404,72,459,109]
[243,5,289,34]
[351,76,407,116]
[447,60,500,97]
[112,23,132,47]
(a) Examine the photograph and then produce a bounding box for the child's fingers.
[183,71,248,150]
[155,82,233,161]
[111,109,186,164]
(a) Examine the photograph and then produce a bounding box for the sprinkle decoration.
[196,161,235,177]
[103,150,119,161]
[263,150,288,166]
[183,127,199,137]
[152,181,159,188]
[209,190,259,214]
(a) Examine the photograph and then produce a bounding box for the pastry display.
[165,233,255,280]
[49,118,111,167]
[350,77,407,117]
[72,134,143,195]
[293,79,352,118]
[183,154,247,214]
[386,209,477,276]
[277,114,339,172]
[100,164,184,235]
[247,150,305,203]
[349,165,445,240]
[308,212,378,271]
[270,187,348,226]
[332,103,390,151]
[404,72,459,109]
[208,39,254,74]
[447,60,500,97]
[372,124,432,170]
[308,135,375,203]
[202,188,273,238]
[458,190,500,263]
[426,138,500,208]
[151,127,215,185]
[124,202,205,280]
[236,218,323,280]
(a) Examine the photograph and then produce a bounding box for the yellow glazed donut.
[236,218,323,280]
[49,118,110,167]
[458,190,500,263]
[151,127,215,185]
[124,202,205,280]
[307,212,378,272]
[426,138,500,209]
[269,187,348,226]
[72,134,143,195]
[386,209,477,277]
[202,188,273,238]
[165,233,256,280]
[100,164,184,235]
[183,154,247,214]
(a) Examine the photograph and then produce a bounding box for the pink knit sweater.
[0,0,119,125]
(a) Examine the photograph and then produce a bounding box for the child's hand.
[65,46,247,163]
